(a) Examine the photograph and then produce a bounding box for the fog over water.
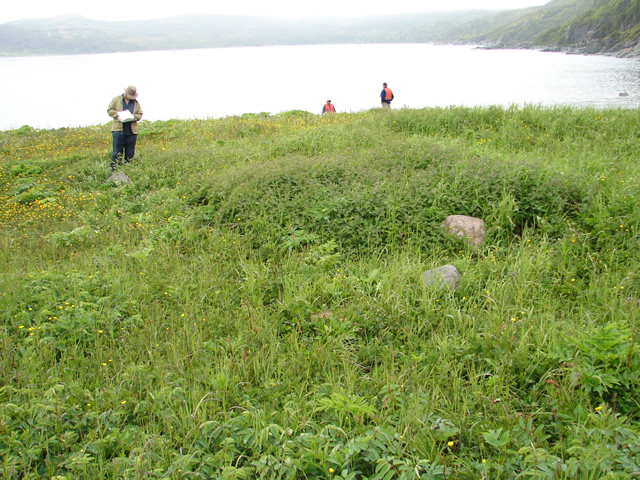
[2,43,639,131]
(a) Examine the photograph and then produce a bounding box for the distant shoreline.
[2,42,640,60]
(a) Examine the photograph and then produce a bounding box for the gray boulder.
[423,264,461,291]
[442,215,486,247]
[106,172,131,186]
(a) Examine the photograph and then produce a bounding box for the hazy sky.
[1,0,549,23]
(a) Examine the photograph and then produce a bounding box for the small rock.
[423,264,461,291]
[442,215,486,247]
[106,172,131,186]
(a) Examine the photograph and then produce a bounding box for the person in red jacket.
[322,100,336,114]
[381,83,394,109]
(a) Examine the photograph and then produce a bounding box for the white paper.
[119,110,134,122]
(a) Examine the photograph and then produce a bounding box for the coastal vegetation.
[1,106,639,478]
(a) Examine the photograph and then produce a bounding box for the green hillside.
[1,106,639,478]
[456,0,640,55]
[559,0,640,50]
[448,0,599,46]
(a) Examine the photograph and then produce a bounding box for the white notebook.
[119,110,134,122]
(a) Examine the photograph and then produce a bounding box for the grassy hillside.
[457,0,640,55]
[563,0,640,45]
[1,107,639,478]
[449,0,599,46]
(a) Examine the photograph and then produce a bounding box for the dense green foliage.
[1,106,639,478]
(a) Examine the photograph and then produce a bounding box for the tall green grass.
[1,105,638,478]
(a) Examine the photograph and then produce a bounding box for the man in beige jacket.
[107,85,143,170]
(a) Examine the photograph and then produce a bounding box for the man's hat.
[124,85,138,98]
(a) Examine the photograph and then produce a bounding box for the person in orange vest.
[322,100,336,114]
[381,82,394,109]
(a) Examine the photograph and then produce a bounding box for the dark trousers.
[111,131,137,168]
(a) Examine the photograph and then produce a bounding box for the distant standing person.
[107,86,143,170]
[381,82,394,109]
[322,100,336,114]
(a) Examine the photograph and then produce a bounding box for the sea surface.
[1,43,639,131]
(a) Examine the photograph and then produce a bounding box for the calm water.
[1,43,639,131]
